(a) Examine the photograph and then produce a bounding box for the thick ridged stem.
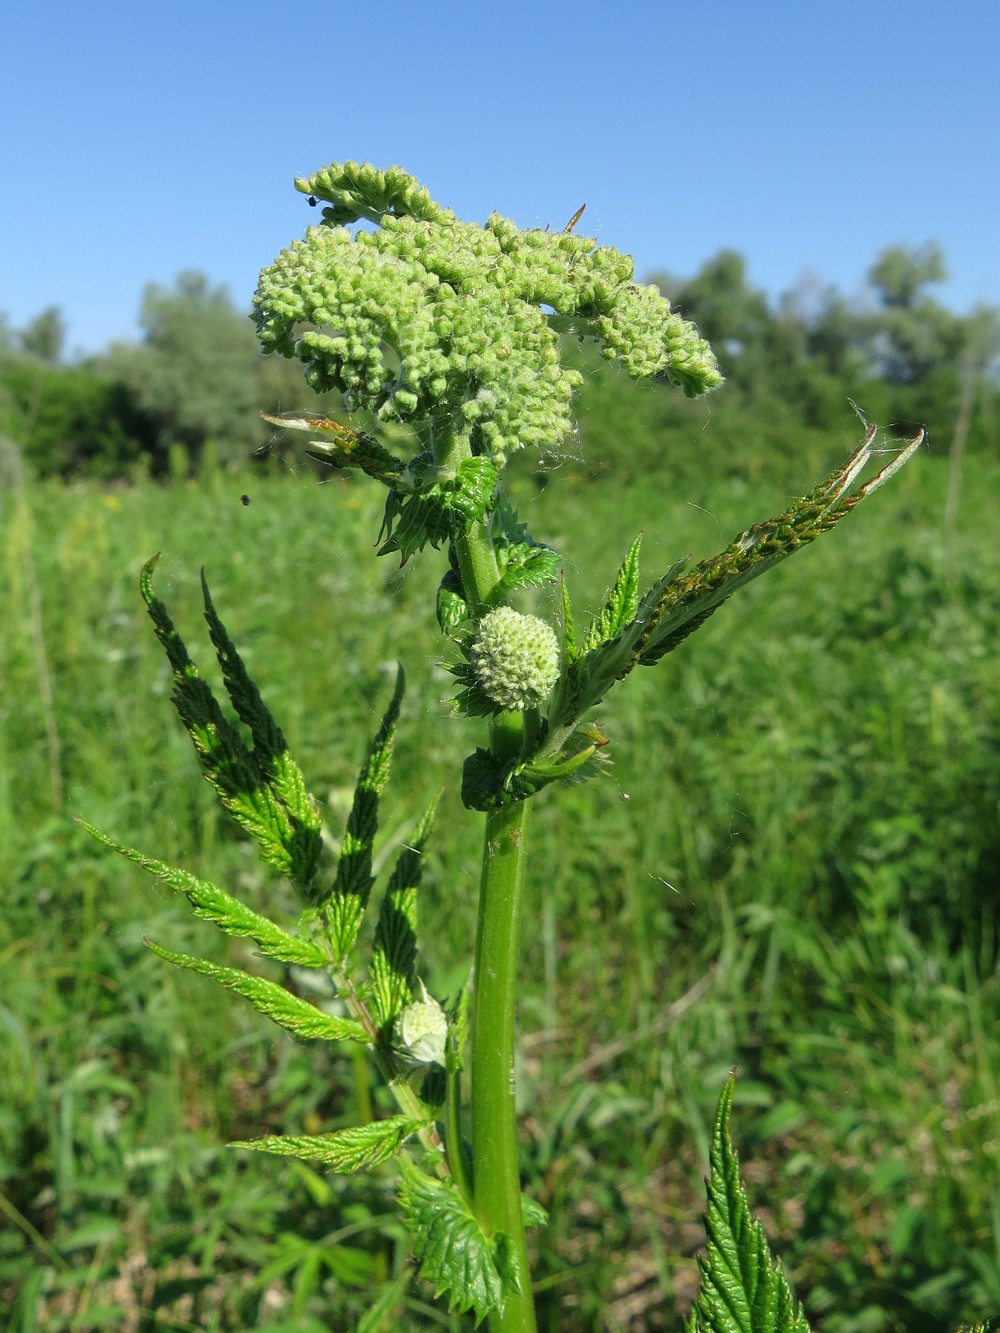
[471,781,536,1331]
[432,421,537,1328]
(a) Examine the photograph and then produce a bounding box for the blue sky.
[2,0,997,357]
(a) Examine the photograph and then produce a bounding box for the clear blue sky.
[3,0,997,357]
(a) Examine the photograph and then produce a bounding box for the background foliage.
[1,242,998,1329]
[2,241,998,484]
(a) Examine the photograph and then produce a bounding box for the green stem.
[472,713,537,1332]
[432,419,537,1326]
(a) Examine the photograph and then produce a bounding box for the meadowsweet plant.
[84,162,934,1331]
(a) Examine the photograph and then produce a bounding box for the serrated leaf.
[543,428,924,768]
[497,543,563,594]
[379,456,499,562]
[138,555,318,886]
[548,555,688,731]
[321,667,405,957]
[370,792,440,1028]
[583,534,642,651]
[199,571,323,889]
[145,940,367,1044]
[231,1115,424,1172]
[77,821,328,968]
[491,494,562,594]
[692,1077,811,1333]
[635,425,924,668]
[489,492,532,546]
[397,1157,517,1322]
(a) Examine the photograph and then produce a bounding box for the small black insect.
[308,196,318,207]
[240,494,251,506]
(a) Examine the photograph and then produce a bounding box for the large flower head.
[254,163,722,466]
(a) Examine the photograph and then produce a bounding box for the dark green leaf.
[138,555,318,886]
[200,570,323,889]
[370,792,440,1028]
[379,456,499,563]
[321,667,404,957]
[397,1157,518,1322]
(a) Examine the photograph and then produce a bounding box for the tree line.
[1,244,996,482]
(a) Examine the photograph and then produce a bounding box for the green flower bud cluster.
[254,162,722,466]
[470,608,560,711]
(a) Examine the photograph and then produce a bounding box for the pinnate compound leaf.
[231,1115,424,1173]
[691,1077,811,1333]
[397,1157,517,1322]
[321,667,405,956]
[145,941,367,1044]
[77,821,328,968]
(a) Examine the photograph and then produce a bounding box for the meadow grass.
[1,448,998,1330]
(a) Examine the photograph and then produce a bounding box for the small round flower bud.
[396,983,448,1067]
[470,608,560,711]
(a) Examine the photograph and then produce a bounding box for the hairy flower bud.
[396,983,448,1067]
[470,608,560,711]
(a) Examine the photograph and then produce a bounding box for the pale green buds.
[254,162,722,468]
[396,982,448,1067]
[470,608,560,712]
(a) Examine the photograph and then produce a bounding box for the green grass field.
[2,445,998,1330]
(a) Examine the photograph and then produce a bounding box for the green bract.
[253,161,722,466]
[470,607,560,711]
